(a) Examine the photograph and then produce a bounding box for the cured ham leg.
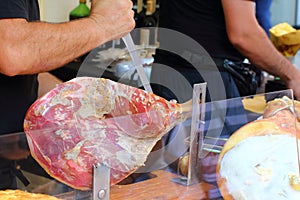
[24,77,191,190]
[217,97,300,200]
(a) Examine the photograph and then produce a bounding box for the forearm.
[237,35,300,99]
[0,18,105,76]
[232,26,300,83]
[0,0,134,76]
[222,0,300,85]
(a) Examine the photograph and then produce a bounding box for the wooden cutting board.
[110,170,216,200]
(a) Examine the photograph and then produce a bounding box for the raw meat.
[24,77,188,190]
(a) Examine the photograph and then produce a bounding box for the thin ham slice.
[24,77,188,190]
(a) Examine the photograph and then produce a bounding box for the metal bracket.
[171,82,207,186]
[93,164,110,200]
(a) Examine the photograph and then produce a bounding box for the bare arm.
[0,0,134,76]
[221,0,300,99]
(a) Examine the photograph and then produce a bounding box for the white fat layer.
[76,79,113,119]
[47,78,117,119]
[220,134,300,200]
[116,133,159,169]
[64,141,85,161]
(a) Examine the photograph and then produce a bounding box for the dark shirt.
[151,0,247,137]
[153,0,243,100]
[0,0,40,135]
[152,2,248,188]
[158,0,244,62]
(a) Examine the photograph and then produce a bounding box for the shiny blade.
[122,34,153,93]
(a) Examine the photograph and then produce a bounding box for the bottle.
[69,0,90,21]
[140,0,157,46]
[153,0,160,25]
[69,0,90,62]
[152,0,159,46]
[142,0,157,28]
[134,0,145,28]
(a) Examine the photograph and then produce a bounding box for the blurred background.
[38,0,300,28]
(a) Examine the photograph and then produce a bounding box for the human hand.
[285,69,300,100]
[89,0,135,41]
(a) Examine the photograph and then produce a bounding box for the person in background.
[255,0,273,37]
[150,1,300,196]
[151,0,300,103]
[0,0,134,189]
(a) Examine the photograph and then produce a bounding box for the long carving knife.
[122,33,153,93]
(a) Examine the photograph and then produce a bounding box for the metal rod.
[187,83,207,185]
[122,34,153,93]
[292,99,300,177]
[205,136,228,141]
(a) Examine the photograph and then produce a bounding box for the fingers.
[89,0,135,40]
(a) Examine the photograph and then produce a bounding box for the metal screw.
[98,189,106,199]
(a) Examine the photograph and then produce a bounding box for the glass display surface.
[1,89,299,199]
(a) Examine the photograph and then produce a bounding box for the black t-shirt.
[157,0,244,62]
[0,0,40,135]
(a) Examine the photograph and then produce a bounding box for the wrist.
[84,16,109,46]
[284,65,300,82]
[275,57,299,82]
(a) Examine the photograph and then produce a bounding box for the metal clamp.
[93,164,110,200]
[171,82,207,186]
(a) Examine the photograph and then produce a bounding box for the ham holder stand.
[72,33,208,200]
[83,82,207,200]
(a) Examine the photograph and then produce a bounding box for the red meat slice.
[24,77,187,190]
